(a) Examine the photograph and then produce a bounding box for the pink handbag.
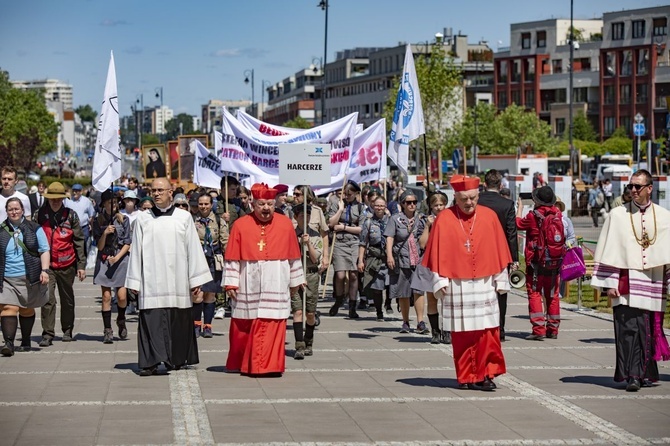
[560,246,586,282]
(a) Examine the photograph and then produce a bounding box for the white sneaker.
[214,307,225,319]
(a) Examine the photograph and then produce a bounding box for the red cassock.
[225,213,301,376]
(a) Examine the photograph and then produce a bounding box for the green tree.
[75,104,97,123]
[610,126,629,139]
[164,113,194,140]
[0,69,58,170]
[141,134,160,146]
[566,26,585,42]
[572,111,597,142]
[283,116,312,129]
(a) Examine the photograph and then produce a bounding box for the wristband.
[42,269,50,273]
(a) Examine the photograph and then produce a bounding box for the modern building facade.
[12,78,74,109]
[201,99,251,133]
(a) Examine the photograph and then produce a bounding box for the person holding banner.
[358,196,390,321]
[422,175,511,391]
[292,185,329,273]
[223,183,304,376]
[216,176,246,228]
[327,181,365,319]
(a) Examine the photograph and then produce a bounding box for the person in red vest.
[422,175,511,391]
[223,183,304,376]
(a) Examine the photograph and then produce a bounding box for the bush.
[38,176,92,188]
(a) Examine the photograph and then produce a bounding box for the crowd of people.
[0,165,668,393]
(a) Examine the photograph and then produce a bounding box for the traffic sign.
[633,123,645,137]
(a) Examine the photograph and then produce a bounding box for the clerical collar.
[152,205,175,217]
[633,201,651,213]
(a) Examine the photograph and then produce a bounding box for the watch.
[41,269,50,273]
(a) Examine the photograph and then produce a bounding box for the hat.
[140,196,153,204]
[173,193,188,204]
[450,175,480,192]
[72,183,83,191]
[122,190,139,203]
[346,179,361,192]
[100,190,115,204]
[532,185,556,206]
[43,182,68,199]
[273,184,289,195]
[251,183,278,200]
[293,204,312,216]
[399,190,417,203]
[555,196,565,212]
[189,193,200,206]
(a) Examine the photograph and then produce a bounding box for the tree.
[566,26,585,42]
[283,116,311,129]
[164,113,194,140]
[141,134,160,145]
[610,126,629,139]
[75,104,97,123]
[0,69,58,170]
[572,111,597,142]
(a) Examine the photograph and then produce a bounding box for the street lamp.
[136,94,144,150]
[261,80,272,121]
[317,0,329,124]
[244,69,255,117]
[155,87,164,140]
[310,57,322,125]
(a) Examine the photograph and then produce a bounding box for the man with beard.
[125,177,211,376]
[223,183,304,376]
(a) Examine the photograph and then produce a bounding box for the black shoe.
[500,329,506,342]
[441,331,452,345]
[62,330,73,342]
[376,312,384,322]
[348,307,359,319]
[116,319,128,340]
[525,334,544,341]
[329,296,344,316]
[467,377,496,391]
[357,300,367,310]
[38,336,53,347]
[626,377,641,392]
[14,344,31,353]
[545,333,557,339]
[384,305,393,314]
[139,366,158,377]
[202,326,213,338]
[103,328,114,344]
[1,341,14,357]
[430,329,441,344]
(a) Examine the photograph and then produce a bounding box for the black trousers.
[613,304,659,383]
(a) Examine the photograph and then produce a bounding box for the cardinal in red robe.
[223,183,304,376]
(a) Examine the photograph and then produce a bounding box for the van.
[594,163,632,182]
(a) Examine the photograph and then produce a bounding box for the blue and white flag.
[91,51,122,192]
[388,44,425,177]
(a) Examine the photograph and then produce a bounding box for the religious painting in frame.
[142,144,167,182]
[177,135,209,182]
[167,140,179,183]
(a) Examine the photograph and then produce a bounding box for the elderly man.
[125,178,211,376]
[65,183,96,253]
[224,183,304,376]
[591,169,670,391]
[422,175,512,391]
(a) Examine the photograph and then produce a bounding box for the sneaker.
[441,331,452,344]
[202,325,213,338]
[214,307,225,319]
[1,341,14,357]
[62,330,73,342]
[304,339,313,356]
[103,328,114,344]
[116,319,128,340]
[38,336,53,347]
[525,334,544,341]
[416,321,429,334]
[294,341,305,360]
[194,324,202,338]
[431,329,440,344]
[15,344,31,353]
[399,322,410,333]
[357,300,367,310]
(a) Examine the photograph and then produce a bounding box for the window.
[605,52,616,76]
[552,59,563,74]
[604,116,616,136]
[512,60,521,82]
[620,84,631,104]
[632,20,646,39]
[612,22,625,40]
[525,89,535,107]
[653,17,667,36]
[498,61,508,83]
[636,84,648,104]
[556,89,567,103]
[525,59,535,80]
[620,116,631,134]
[573,87,587,103]
[521,32,531,49]
[537,31,546,48]
[497,91,507,107]
[511,90,521,105]
[637,49,649,75]
[556,118,566,137]
[621,50,632,76]
[577,57,591,72]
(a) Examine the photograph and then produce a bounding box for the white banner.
[388,44,425,177]
[216,108,357,187]
[91,51,122,192]
[235,111,387,186]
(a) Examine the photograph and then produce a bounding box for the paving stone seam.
[169,369,215,445]
[213,439,632,446]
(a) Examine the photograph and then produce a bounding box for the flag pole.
[320,174,348,301]
[302,185,308,332]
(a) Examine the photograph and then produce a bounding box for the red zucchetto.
[450,175,480,192]
[251,183,278,200]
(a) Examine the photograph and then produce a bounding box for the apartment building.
[12,78,74,109]
[200,99,251,133]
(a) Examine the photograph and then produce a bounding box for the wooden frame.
[177,135,209,182]
[142,144,167,183]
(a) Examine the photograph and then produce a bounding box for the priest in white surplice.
[125,178,211,376]
[591,169,670,392]
[223,183,304,376]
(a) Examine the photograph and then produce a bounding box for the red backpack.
[531,209,566,271]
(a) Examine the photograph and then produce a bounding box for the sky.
[0,0,659,117]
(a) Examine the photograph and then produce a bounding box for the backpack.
[531,209,566,271]
[595,190,605,207]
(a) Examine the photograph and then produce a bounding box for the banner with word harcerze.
[235,110,387,185]
[216,107,357,187]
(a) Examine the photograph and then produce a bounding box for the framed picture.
[167,140,179,183]
[177,135,209,182]
[142,144,167,182]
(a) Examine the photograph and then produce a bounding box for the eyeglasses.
[626,183,651,191]
[175,203,189,208]
[293,192,303,197]
[151,188,168,194]
[404,200,417,205]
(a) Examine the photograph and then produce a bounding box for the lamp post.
[568,0,575,175]
[310,57,322,125]
[244,69,255,117]
[318,0,328,124]
[261,80,272,121]
[136,94,144,150]
[155,87,164,141]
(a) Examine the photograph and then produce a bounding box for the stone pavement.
[0,275,669,446]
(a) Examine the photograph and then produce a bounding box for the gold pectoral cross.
[641,232,650,249]
[257,239,266,251]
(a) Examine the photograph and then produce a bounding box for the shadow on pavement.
[396,377,459,388]
[579,337,615,344]
[560,375,620,389]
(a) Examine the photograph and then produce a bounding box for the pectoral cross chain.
[257,239,266,251]
[464,239,472,252]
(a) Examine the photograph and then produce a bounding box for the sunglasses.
[626,183,651,191]
[404,200,417,205]
[175,203,189,208]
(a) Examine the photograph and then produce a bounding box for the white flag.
[388,44,425,177]
[92,51,122,192]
